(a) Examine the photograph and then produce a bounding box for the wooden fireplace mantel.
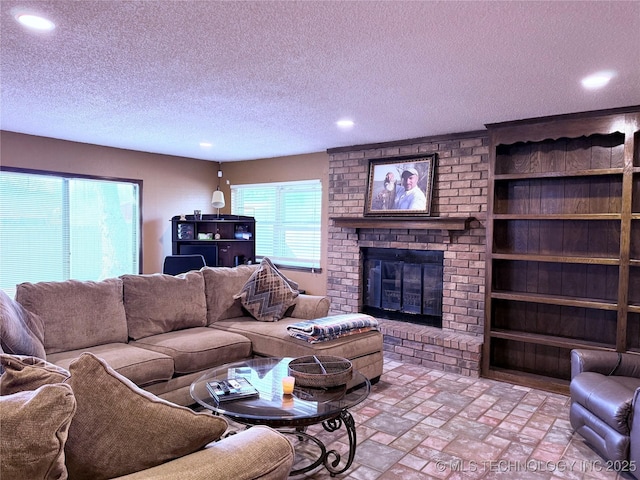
[330,216,473,232]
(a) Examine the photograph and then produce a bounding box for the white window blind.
[0,169,140,297]
[231,180,321,269]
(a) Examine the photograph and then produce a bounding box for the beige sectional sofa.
[4,264,384,407]
[1,263,383,478]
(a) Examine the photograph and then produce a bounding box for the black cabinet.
[171,215,255,267]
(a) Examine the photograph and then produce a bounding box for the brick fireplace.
[361,247,444,327]
[326,132,488,376]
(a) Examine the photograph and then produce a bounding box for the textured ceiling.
[1,1,639,162]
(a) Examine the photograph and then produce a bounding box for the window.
[0,168,141,296]
[231,180,321,270]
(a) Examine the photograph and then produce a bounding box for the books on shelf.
[206,377,259,403]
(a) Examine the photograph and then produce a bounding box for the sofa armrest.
[113,425,294,480]
[571,349,640,379]
[289,294,330,320]
[629,388,640,474]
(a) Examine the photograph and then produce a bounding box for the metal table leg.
[285,409,357,477]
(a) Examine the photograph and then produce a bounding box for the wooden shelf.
[186,219,249,223]
[494,168,624,180]
[484,368,570,395]
[485,109,634,145]
[490,329,615,351]
[181,239,251,243]
[491,253,620,265]
[493,213,621,221]
[331,216,473,231]
[491,291,618,310]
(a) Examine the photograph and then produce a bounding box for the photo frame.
[364,154,436,216]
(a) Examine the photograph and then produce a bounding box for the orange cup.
[282,376,295,395]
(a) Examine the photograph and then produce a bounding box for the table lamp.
[212,162,225,218]
[211,189,225,218]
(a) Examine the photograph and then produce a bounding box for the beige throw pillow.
[0,354,70,395]
[234,257,299,322]
[64,353,227,480]
[0,383,76,480]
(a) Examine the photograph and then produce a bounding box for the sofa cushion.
[47,343,175,387]
[233,258,299,322]
[15,278,127,354]
[122,271,207,340]
[211,316,383,362]
[65,353,228,480]
[0,383,76,480]
[131,327,251,375]
[0,289,45,361]
[201,264,259,324]
[0,354,70,395]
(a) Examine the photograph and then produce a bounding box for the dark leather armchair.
[570,349,640,475]
[162,254,206,275]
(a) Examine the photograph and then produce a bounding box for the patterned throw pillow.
[234,258,299,322]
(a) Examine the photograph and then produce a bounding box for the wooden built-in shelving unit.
[483,107,640,393]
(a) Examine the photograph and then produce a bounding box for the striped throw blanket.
[287,314,379,343]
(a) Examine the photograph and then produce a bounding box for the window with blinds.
[0,169,141,297]
[231,180,321,270]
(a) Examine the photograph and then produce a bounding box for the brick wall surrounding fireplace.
[327,132,488,375]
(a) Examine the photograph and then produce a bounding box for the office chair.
[162,255,206,276]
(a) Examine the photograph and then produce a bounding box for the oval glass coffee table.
[190,357,370,477]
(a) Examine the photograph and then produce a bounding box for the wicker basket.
[288,355,353,388]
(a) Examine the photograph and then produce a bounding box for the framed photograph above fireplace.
[364,154,436,216]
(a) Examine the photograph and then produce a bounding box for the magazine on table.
[206,377,259,402]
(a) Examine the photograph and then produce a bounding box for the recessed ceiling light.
[199,142,213,148]
[336,119,354,129]
[15,13,55,32]
[581,71,614,90]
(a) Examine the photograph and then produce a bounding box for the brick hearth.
[379,319,482,376]
[326,132,488,375]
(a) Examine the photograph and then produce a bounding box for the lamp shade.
[211,190,226,209]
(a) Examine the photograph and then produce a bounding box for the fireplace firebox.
[362,248,443,327]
